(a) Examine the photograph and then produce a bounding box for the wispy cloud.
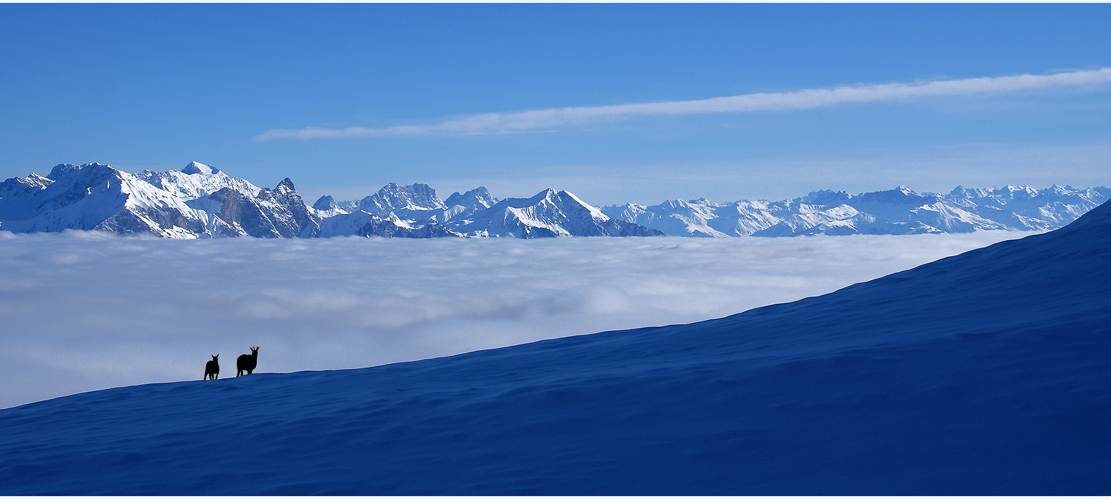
[256,68,1111,140]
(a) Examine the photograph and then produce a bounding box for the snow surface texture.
[0,230,1022,410]
[1,202,1108,494]
[1,161,1105,239]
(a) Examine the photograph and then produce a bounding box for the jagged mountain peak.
[514,188,601,216]
[444,186,497,209]
[24,172,52,185]
[361,182,446,213]
[47,162,112,181]
[313,195,338,211]
[521,187,558,203]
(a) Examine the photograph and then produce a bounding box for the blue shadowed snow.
[0,200,1109,494]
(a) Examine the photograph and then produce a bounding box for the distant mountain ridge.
[0,162,660,239]
[0,161,1106,239]
[602,184,1111,237]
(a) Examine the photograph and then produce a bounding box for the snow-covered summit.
[444,186,497,210]
[136,162,259,201]
[181,161,220,175]
[437,187,500,226]
[358,182,446,216]
[312,194,338,211]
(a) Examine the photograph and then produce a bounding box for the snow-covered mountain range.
[1,161,1106,239]
[0,162,658,239]
[1,196,1108,494]
[602,185,1111,237]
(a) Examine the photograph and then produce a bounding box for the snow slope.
[1,200,1107,493]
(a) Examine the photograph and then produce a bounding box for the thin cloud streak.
[256,68,1111,140]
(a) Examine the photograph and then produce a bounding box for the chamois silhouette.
[204,354,219,380]
[237,346,259,377]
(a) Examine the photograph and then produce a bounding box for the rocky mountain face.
[0,162,317,239]
[602,185,1111,237]
[203,178,318,238]
[358,183,446,216]
[2,162,1107,239]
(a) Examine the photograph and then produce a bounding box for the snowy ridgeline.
[0,192,1108,494]
[0,161,1108,239]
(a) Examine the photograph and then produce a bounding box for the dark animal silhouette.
[204,354,219,380]
[237,346,259,377]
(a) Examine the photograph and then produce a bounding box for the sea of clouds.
[0,230,1028,409]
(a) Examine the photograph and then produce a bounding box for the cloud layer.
[256,68,1111,140]
[0,231,1029,409]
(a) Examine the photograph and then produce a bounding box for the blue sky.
[1,4,1109,205]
